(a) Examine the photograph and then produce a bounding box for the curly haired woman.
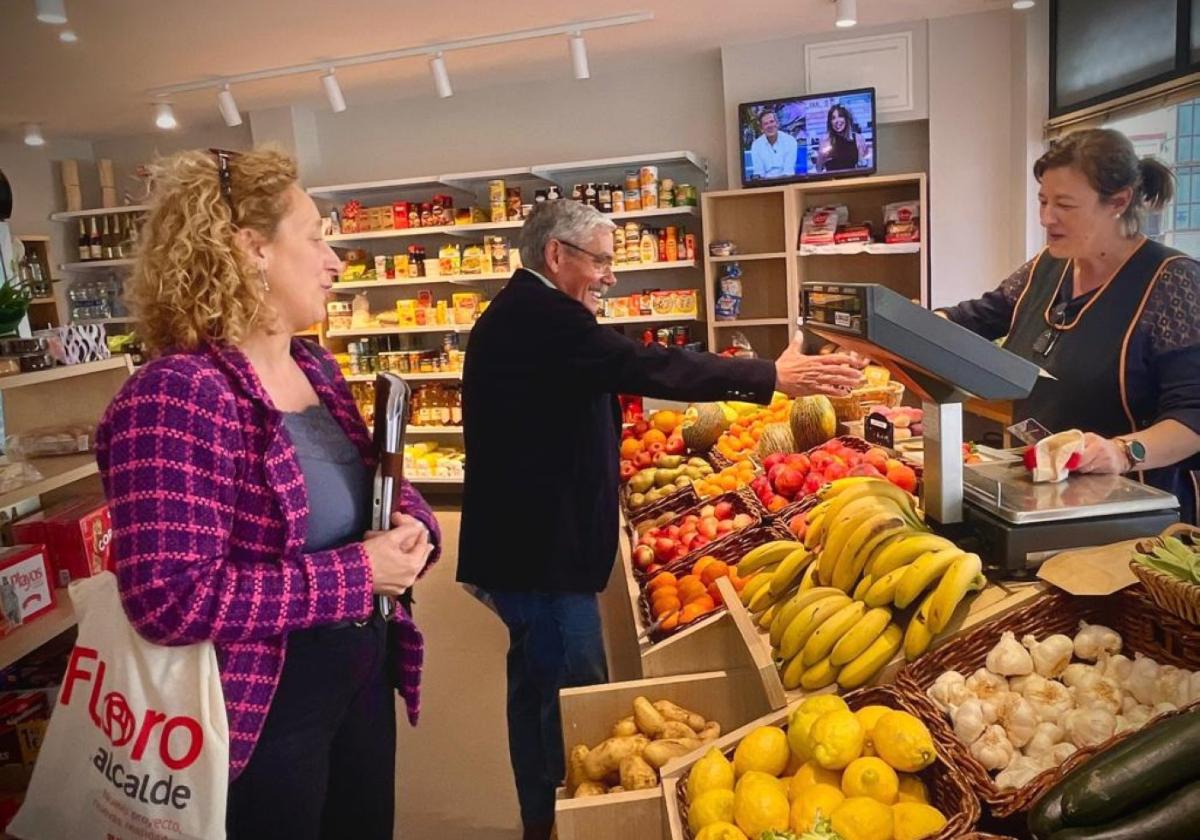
[95,146,441,839]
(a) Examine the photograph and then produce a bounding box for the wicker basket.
[637,520,794,643]
[828,391,865,422]
[895,586,1200,817]
[672,685,982,840]
[854,380,905,409]
[629,489,767,584]
[626,484,702,534]
[1129,523,1200,625]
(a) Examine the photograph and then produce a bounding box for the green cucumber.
[1028,710,1200,838]
[1048,778,1200,840]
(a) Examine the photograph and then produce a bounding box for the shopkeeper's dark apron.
[1003,238,1198,522]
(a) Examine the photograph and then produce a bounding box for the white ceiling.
[1,0,1016,142]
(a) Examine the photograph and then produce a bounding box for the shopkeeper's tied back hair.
[1034,128,1174,236]
[127,145,298,353]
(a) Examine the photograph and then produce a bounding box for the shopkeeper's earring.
[258,264,270,292]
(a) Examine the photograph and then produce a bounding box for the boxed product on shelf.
[884,200,921,243]
[10,497,112,588]
[5,425,95,460]
[404,443,464,479]
[0,546,57,636]
[0,691,50,770]
[800,204,849,246]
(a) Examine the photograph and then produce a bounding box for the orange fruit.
[707,582,724,604]
[619,438,642,460]
[693,556,718,578]
[652,595,681,617]
[642,429,667,447]
[647,571,678,593]
[677,576,707,603]
[650,586,679,607]
[659,612,680,632]
[651,410,681,435]
[767,496,789,513]
[700,560,730,586]
[678,603,706,624]
[718,475,739,491]
[690,594,717,613]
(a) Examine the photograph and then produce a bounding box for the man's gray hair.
[519,200,616,272]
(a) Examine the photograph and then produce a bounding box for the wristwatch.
[1115,438,1147,472]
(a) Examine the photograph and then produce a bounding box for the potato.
[583,735,649,781]
[611,716,638,738]
[573,781,608,798]
[633,696,667,738]
[642,737,702,769]
[619,754,658,791]
[566,744,590,792]
[658,720,699,740]
[653,700,707,732]
[696,721,722,742]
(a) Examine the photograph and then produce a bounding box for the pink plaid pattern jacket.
[95,339,440,778]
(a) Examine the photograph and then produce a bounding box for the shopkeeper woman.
[95,146,441,839]
[940,128,1200,524]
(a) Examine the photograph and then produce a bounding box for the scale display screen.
[805,288,866,333]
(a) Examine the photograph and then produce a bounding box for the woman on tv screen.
[817,104,870,173]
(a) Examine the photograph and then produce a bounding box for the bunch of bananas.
[738,477,988,693]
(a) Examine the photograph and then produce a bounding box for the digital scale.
[801,282,1179,579]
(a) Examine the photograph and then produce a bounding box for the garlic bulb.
[1023,677,1074,724]
[928,670,970,713]
[1127,654,1161,705]
[1063,707,1117,748]
[967,668,1010,704]
[995,692,1039,748]
[1101,653,1133,684]
[1009,673,1038,695]
[1122,703,1153,728]
[970,724,1016,771]
[1114,715,1134,734]
[1073,621,1122,661]
[1048,742,1078,765]
[987,631,1034,676]
[952,698,988,744]
[1153,665,1190,707]
[1024,721,1065,757]
[995,754,1047,790]
[1074,675,1122,715]
[1152,701,1178,717]
[1061,663,1100,689]
[1023,633,1074,678]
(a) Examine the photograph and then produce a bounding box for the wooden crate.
[555,669,783,840]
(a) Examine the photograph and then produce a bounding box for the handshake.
[773,338,867,398]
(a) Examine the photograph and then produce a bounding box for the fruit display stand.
[554,670,783,840]
[660,685,983,840]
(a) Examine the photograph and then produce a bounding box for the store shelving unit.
[701,172,927,360]
[49,205,150,222]
[59,258,135,272]
[14,235,62,330]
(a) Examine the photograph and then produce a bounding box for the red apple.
[698,517,719,539]
[632,544,655,570]
[849,463,884,478]
[788,514,807,538]
[693,535,710,549]
[665,435,686,455]
[763,452,786,471]
[647,441,666,457]
[645,563,663,575]
[824,461,849,481]
[683,514,700,526]
[621,428,635,440]
[775,465,807,499]
[666,525,681,540]
[732,513,754,531]
[681,532,698,551]
[654,538,677,562]
[809,451,833,471]
[699,504,716,518]
[620,461,636,482]
[716,519,735,534]
[713,501,734,520]
[767,463,788,487]
[822,439,844,453]
[635,451,653,469]
[804,473,824,494]
[845,451,863,468]
[633,420,650,437]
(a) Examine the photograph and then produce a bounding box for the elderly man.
[458,200,861,840]
[750,109,799,181]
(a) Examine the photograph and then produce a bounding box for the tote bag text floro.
[10,572,229,840]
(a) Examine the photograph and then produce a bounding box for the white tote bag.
[9,572,229,840]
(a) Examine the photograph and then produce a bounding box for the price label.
[864,412,894,449]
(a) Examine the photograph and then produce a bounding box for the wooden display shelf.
[0,357,129,391]
[707,252,787,263]
[405,475,463,485]
[0,455,99,510]
[344,371,462,383]
[333,274,510,290]
[0,591,76,671]
[60,258,135,271]
[405,425,463,434]
[50,205,150,222]
[325,324,472,337]
[598,314,700,326]
[713,318,789,328]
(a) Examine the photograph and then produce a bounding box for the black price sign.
[864,412,894,449]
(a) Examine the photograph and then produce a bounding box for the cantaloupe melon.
[756,423,796,459]
[790,395,837,451]
[681,403,727,453]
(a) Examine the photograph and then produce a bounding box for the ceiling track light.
[35,0,66,24]
[23,123,45,147]
[835,0,857,28]
[217,84,242,127]
[429,52,453,99]
[321,69,347,113]
[58,29,78,43]
[154,101,177,130]
[1012,0,1036,8]
[569,32,590,80]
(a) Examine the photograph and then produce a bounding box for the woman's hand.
[1074,432,1129,474]
[774,338,866,397]
[363,512,432,595]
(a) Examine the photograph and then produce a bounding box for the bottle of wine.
[78,220,89,261]
[101,216,113,260]
[88,218,102,260]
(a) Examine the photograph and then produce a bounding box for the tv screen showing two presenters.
[739,87,876,187]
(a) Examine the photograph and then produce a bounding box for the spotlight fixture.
[429,52,453,99]
[154,101,178,130]
[569,32,590,80]
[217,84,242,127]
[35,0,66,24]
[321,69,346,113]
[835,0,857,28]
[1012,0,1035,8]
[23,123,45,147]
[58,29,78,43]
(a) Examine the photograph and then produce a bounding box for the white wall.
[0,139,97,270]
[1012,2,1051,263]
[928,9,1016,308]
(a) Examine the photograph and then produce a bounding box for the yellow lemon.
[841,756,899,805]
[788,761,843,801]
[892,802,948,840]
[831,796,895,840]
[785,749,806,776]
[695,821,749,840]
[689,789,736,835]
[736,770,788,801]
[688,748,736,800]
[873,711,937,773]
[733,776,790,837]
[808,709,865,770]
[733,726,790,778]
[854,705,893,756]
[787,695,850,761]
[789,782,845,833]
[896,774,930,804]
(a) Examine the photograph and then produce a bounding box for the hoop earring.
[258,264,270,292]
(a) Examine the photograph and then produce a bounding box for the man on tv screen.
[749,110,799,181]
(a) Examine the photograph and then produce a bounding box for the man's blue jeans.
[481,590,609,825]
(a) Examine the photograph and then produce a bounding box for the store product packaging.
[0,691,50,770]
[1037,542,1140,596]
[1023,429,1084,483]
[11,497,112,588]
[883,200,921,243]
[714,263,744,321]
[800,205,848,246]
[0,545,57,636]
